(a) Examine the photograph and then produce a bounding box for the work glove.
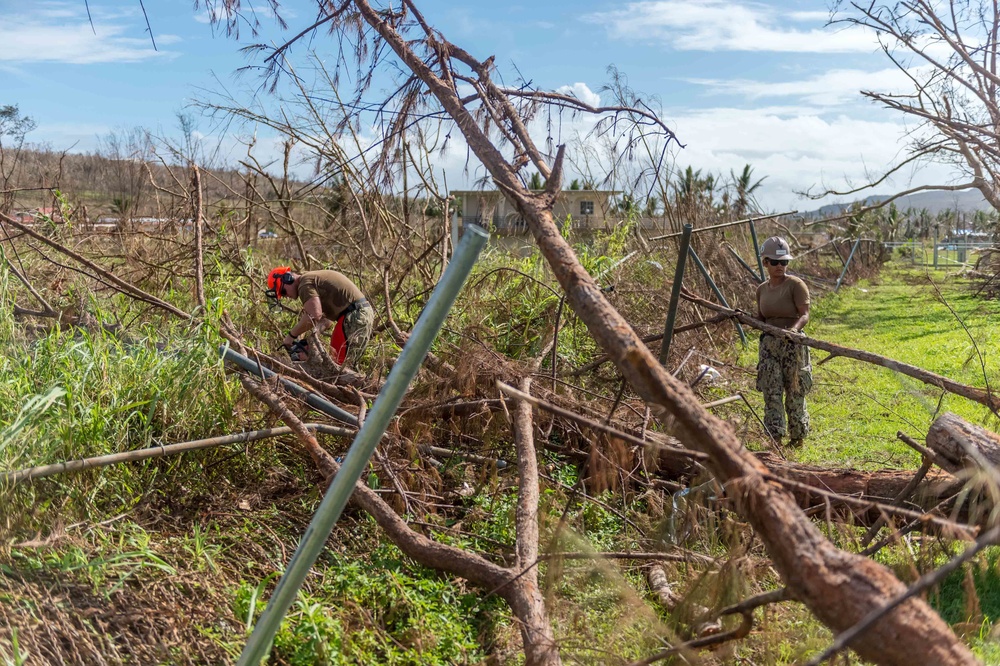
[287,338,309,361]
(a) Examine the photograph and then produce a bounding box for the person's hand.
[784,327,804,340]
[282,334,296,349]
[288,338,309,361]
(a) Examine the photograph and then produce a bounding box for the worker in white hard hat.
[755,236,812,447]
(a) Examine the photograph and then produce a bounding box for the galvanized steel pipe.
[688,246,747,346]
[220,347,358,426]
[659,223,691,366]
[1,424,354,485]
[236,224,490,666]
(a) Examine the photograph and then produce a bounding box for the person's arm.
[788,280,810,333]
[283,296,333,347]
[789,303,810,333]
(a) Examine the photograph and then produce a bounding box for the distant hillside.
[808,189,993,217]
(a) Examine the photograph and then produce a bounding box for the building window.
[580,201,594,215]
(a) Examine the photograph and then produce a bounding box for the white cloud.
[583,0,879,53]
[556,82,602,108]
[788,11,832,22]
[661,106,956,209]
[687,67,920,106]
[1,3,178,64]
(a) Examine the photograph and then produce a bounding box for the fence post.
[688,246,747,346]
[749,220,765,281]
[835,237,862,292]
[659,224,692,366]
[236,225,490,666]
[724,244,763,282]
[450,208,460,256]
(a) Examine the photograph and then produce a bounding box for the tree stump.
[927,412,1000,474]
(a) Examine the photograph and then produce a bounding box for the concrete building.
[450,189,622,233]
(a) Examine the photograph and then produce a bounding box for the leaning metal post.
[724,244,762,282]
[1,424,352,485]
[835,237,863,292]
[220,347,358,426]
[658,224,692,366]
[236,225,490,666]
[688,246,747,346]
[748,219,765,281]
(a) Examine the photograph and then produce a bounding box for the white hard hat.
[760,236,793,260]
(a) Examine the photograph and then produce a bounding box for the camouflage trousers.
[341,304,375,368]
[756,333,813,440]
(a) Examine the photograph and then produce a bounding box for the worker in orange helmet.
[265,266,374,368]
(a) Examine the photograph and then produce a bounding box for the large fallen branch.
[239,373,564,665]
[344,5,978,661]
[681,290,1000,413]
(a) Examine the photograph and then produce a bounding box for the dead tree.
[816,0,1000,211]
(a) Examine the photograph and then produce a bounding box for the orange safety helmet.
[265,266,295,300]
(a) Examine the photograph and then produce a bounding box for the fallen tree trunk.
[927,412,1000,474]
[754,452,958,526]
[648,443,959,527]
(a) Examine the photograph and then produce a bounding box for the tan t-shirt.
[297,270,364,320]
[756,276,809,329]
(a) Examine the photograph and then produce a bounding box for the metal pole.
[748,220,765,281]
[236,225,489,666]
[220,347,358,427]
[658,224,691,366]
[934,228,939,269]
[687,247,747,346]
[649,210,795,242]
[835,237,863,292]
[450,208,460,257]
[723,244,762,282]
[1,424,353,485]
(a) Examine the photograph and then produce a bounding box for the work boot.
[788,438,804,448]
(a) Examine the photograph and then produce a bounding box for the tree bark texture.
[927,412,1000,474]
[512,375,562,666]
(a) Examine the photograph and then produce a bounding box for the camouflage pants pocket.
[756,355,782,393]
[343,306,375,367]
[795,345,813,395]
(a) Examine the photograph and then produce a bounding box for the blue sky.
[2,0,960,210]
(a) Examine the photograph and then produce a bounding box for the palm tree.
[672,166,718,219]
[729,164,766,218]
[644,196,659,217]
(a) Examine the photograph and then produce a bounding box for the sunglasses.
[765,258,789,266]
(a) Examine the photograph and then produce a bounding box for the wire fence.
[882,239,995,269]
